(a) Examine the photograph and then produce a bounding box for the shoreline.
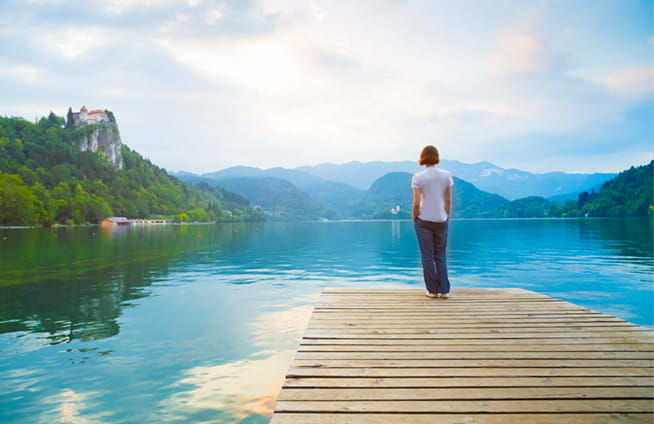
[1,216,650,230]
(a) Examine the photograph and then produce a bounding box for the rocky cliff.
[78,123,124,170]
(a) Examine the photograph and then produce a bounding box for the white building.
[73,106,109,126]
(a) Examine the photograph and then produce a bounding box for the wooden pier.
[271,288,654,423]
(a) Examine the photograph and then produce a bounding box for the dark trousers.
[415,218,450,294]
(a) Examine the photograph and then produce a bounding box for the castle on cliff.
[70,105,123,170]
[72,105,109,127]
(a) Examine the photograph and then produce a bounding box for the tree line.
[494,161,653,218]
[0,113,264,226]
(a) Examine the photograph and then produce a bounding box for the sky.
[0,0,652,174]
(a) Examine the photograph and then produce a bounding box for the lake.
[0,218,652,423]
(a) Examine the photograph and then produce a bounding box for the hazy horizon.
[181,157,629,177]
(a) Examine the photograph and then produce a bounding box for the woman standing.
[411,145,453,299]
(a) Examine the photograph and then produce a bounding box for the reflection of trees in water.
[578,218,653,260]
[0,224,250,344]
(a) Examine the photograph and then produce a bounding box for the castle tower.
[80,105,88,121]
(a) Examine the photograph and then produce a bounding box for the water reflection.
[155,302,314,423]
[0,218,652,424]
[0,224,260,346]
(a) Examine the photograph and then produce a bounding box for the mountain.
[495,196,558,218]
[296,161,419,190]
[295,160,615,199]
[579,160,653,217]
[452,178,509,218]
[347,172,509,219]
[448,161,616,201]
[494,161,653,218]
[177,160,649,220]
[302,181,364,214]
[0,112,263,226]
[178,169,363,218]
[358,161,652,219]
[348,172,414,218]
[201,166,325,188]
[192,176,332,220]
[202,160,615,200]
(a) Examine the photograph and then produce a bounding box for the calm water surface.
[0,218,652,423]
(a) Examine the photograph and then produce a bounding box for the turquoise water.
[0,218,652,423]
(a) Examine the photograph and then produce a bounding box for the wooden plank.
[277,387,654,401]
[286,366,654,378]
[298,343,654,352]
[275,399,654,413]
[271,413,654,424]
[302,331,654,340]
[283,376,654,388]
[292,358,654,368]
[301,337,654,345]
[309,316,630,322]
[294,351,654,360]
[320,288,535,294]
[303,327,648,335]
[308,319,634,326]
[272,288,654,423]
[313,305,592,311]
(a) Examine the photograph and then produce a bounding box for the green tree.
[51,182,72,223]
[0,174,40,226]
[66,107,75,129]
[17,166,38,186]
[186,208,209,222]
[31,182,56,225]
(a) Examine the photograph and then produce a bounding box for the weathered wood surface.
[271,288,654,423]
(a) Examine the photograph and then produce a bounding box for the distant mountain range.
[174,160,623,220]
[194,160,615,200]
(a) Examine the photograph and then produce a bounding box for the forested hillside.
[575,160,653,217]
[205,176,331,220]
[0,114,263,226]
[347,173,510,219]
[496,161,653,218]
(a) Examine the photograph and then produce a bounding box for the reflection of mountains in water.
[0,224,252,344]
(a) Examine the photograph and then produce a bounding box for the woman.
[411,145,453,299]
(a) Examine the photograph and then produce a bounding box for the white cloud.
[37,25,120,60]
[606,65,654,98]
[0,62,44,84]
[103,0,174,15]
[0,0,651,173]
[491,24,560,76]
[205,7,224,25]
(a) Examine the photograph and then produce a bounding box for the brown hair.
[419,145,440,166]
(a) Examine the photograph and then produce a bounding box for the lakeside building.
[101,217,131,227]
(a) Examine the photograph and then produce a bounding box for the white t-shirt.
[411,166,454,222]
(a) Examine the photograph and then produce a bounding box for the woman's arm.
[412,188,422,222]
[444,185,452,220]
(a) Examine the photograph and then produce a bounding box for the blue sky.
[0,0,652,174]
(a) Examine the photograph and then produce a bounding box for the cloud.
[606,65,654,98]
[491,25,562,76]
[0,0,651,173]
[0,61,44,84]
[205,7,224,25]
[45,26,115,59]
